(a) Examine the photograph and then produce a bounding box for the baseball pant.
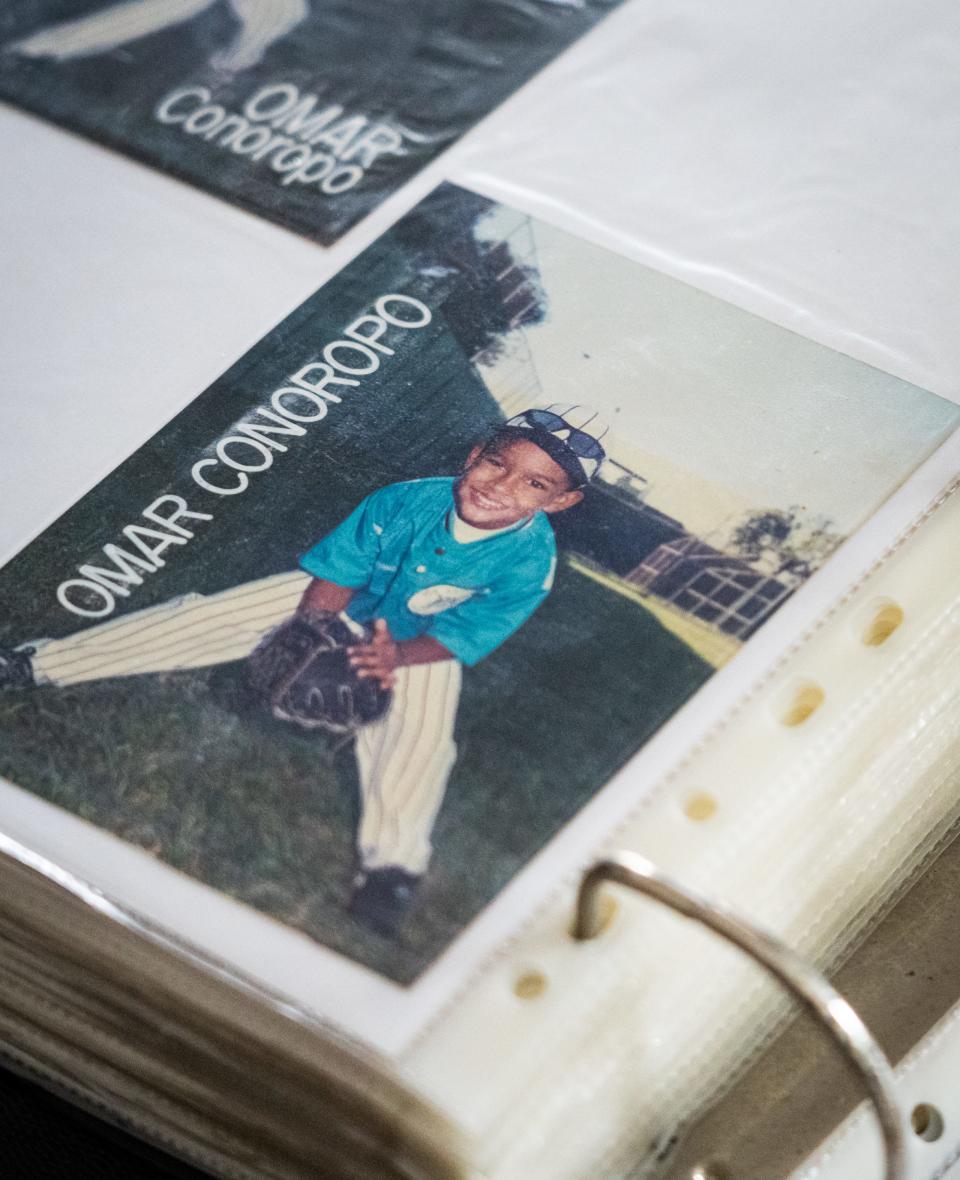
[12,0,309,71]
[27,572,460,875]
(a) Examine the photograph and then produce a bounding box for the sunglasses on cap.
[513,409,606,460]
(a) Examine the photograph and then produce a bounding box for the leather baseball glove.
[247,611,392,735]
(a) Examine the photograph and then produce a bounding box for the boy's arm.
[297,577,355,617]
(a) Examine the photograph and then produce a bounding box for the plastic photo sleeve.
[0,182,956,998]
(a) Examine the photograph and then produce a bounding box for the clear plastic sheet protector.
[1,1,960,1176]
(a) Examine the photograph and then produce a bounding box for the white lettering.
[268,143,312,173]
[156,86,210,125]
[289,361,356,398]
[60,295,431,619]
[192,459,248,496]
[58,579,115,619]
[141,495,213,538]
[375,293,432,328]
[121,524,186,567]
[77,545,157,599]
[158,82,405,200]
[322,339,380,376]
[235,410,308,450]
[216,436,274,472]
[280,150,335,187]
[320,164,363,194]
[270,93,344,141]
[230,126,273,156]
[341,124,405,168]
[345,313,395,356]
[270,386,331,422]
[252,132,294,161]
[212,113,250,145]
[184,104,226,136]
[244,83,299,122]
[311,115,368,157]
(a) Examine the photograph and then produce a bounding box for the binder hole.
[514,970,548,1000]
[777,682,825,727]
[861,600,904,646]
[569,890,618,938]
[595,891,619,932]
[683,792,717,822]
[911,1102,944,1142]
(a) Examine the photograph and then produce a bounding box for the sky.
[477,208,960,538]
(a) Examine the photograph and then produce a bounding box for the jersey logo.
[407,584,477,616]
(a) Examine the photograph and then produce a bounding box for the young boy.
[0,404,607,935]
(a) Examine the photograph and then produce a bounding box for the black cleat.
[349,867,421,937]
[0,646,35,692]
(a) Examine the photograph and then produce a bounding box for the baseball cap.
[501,403,608,487]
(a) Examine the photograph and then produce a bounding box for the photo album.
[2,7,960,1176]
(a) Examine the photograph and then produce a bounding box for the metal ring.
[573,851,907,1180]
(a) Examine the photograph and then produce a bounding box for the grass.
[0,562,711,984]
[570,557,742,669]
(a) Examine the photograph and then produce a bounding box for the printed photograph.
[0,0,622,243]
[0,183,956,984]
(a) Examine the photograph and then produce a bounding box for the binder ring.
[573,852,907,1180]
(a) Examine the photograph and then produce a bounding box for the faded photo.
[0,0,622,243]
[0,184,956,984]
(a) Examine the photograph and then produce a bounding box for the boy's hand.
[348,619,400,690]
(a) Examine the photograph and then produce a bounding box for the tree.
[730,508,843,580]
[390,185,547,361]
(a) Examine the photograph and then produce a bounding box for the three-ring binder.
[573,851,907,1180]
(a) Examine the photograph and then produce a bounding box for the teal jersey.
[299,477,557,666]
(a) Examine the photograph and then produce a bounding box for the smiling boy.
[0,404,607,936]
[301,403,607,932]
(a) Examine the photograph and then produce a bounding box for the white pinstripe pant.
[12,0,310,72]
[28,572,461,875]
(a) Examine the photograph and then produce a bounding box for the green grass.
[0,562,710,984]
[570,557,742,669]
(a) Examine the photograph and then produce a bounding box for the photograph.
[0,182,956,985]
[0,0,622,242]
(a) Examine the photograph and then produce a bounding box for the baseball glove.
[247,611,392,735]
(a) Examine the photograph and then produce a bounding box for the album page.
[0,182,956,1057]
